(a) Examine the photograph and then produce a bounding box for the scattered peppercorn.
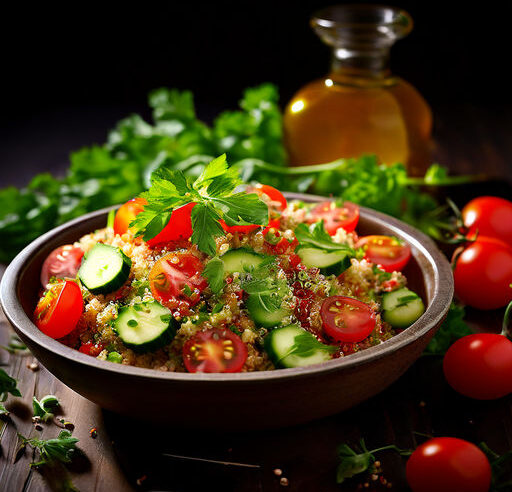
[279,477,289,487]
[136,475,147,486]
[274,468,283,477]
[27,362,39,371]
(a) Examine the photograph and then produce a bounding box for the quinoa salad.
[33,156,425,373]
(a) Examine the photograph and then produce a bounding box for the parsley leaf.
[33,395,60,422]
[132,154,268,256]
[424,303,472,355]
[202,257,225,294]
[294,220,355,254]
[18,430,79,467]
[0,368,22,402]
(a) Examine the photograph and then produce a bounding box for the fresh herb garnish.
[18,430,79,467]
[0,402,9,417]
[131,154,269,256]
[202,257,225,294]
[294,221,355,254]
[336,439,412,484]
[33,395,60,422]
[424,303,472,355]
[0,368,22,402]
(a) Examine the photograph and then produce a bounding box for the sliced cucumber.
[114,301,176,353]
[297,247,352,275]
[382,287,425,328]
[78,243,131,294]
[246,294,291,328]
[221,248,266,274]
[264,324,334,368]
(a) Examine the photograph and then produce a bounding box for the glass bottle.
[283,5,432,176]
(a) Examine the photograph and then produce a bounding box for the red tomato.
[253,184,287,212]
[113,197,147,236]
[149,252,207,309]
[462,196,512,244]
[40,245,84,287]
[452,236,512,310]
[443,333,512,399]
[182,328,248,373]
[356,235,411,272]
[79,341,104,357]
[306,201,359,235]
[320,296,376,343]
[34,281,84,339]
[219,220,260,235]
[406,437,491,492]
[146,202,196,247]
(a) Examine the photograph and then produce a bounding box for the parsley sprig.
[18,430,79,467]
[131,154,269,256]
[294,220,355,255]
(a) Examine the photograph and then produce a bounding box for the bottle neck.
[330,46,391,81]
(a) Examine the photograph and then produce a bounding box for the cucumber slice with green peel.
[221,248,267,274]
[382,287,425,328]
[114,301,176,353]
[246,294,292,328]
[297,247,352,275]
[78,243,131,294]
[264,324,335,368]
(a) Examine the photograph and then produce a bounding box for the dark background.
[1,1,510,186]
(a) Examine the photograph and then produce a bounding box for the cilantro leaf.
[202,257,225,294]
[0,368,22,402]
[295,221,355,254]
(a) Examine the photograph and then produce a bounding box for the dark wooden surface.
[1,103,512,491]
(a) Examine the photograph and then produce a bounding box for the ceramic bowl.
[0,193,453,429]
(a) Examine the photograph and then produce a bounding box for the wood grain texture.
[0,104,511,491]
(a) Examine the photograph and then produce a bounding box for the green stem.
[235,158,348,175]
[370,444,413,456]
[404,174,487,186]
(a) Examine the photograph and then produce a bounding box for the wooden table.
[1,103,511,491]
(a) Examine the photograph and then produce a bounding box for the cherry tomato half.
[462,196,512,244]
[356,235,411,273]
[253,184,287,212]
[113,197,147,236]
[40,244,84,288]
[183,328,248,373]
[146,202,196,247]
[149,252,207,310]
[34,281,84,339]
[320,296,376,343]
[443,333,512,400]
[406,437,491,492]
[452,236,512,310]
[306,201,360,235]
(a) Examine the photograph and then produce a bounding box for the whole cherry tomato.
[443,333,512,399]
[113,198,147,236]
[462,196,512,244]
[452,236,512,310]
[406,437,491,492]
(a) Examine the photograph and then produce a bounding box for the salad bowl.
[0,193,453,429]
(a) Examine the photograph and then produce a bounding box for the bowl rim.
[0,192,453,383]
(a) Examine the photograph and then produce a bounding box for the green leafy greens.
[0,367,22,402]
[294,220,355,254]
[18,430,79,467]
[202,257,225,294]
[279,332,338,363]
[131,154,269,256]
[33,394,61,422]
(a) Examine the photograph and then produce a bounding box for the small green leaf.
[295,221,355,254]
[202,257,225,294]
[0,368,22,402]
